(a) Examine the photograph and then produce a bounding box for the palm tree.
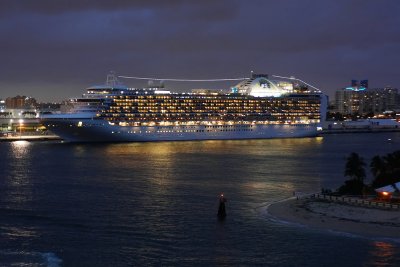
[371,151,400,186]
[370,155,386,188]
[370,151,400,188]
[338,152,367,195]
[370,155,384,178]
[345,152,366,182]
[381,151,400,185]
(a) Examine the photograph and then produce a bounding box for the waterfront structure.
[0,99,5,111]
[0,96,42,135]
[335,81,399,115]
[335,88,362,114]
[323,118,400,132]
[362,87,398,114]
[5,95,37,109]
[0,117,46,136]
[41,73,327,142]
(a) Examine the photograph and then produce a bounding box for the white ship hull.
[43,118,319,142]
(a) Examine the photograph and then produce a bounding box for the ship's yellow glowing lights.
[77,121,83,127]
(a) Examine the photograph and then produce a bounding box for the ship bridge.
[232,73,322,97]
[232,74,291,97]
[86,72,129,97]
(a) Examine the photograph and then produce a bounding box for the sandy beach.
[267,197,400,239]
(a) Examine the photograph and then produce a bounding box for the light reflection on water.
[10,140,30,159]
[3,141,33,206]
[2,226,37,239]
[366,241,396,267]
[104,142,180,194]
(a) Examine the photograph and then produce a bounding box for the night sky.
[1,0,400,102]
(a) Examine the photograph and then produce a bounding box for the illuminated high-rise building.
[360,80,369,90]
[335,80,398,115]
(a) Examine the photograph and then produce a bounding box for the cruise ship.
[41,73,327,142]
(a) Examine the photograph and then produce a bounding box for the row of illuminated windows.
[110,106,321,113]
[112,94,321,101]
[112,101,320,107]
[112,98,321,104]
[125,129,256,134]
[106,114,275,119]
[125,125,256,130]
[106,116,310,121]
[113,101,320,108]
[112,96,320,102]
[108,104,320,110]
[106,110,321,116]
[113,100,319,106]
[105,116,320,123]
[111,105,321,110]
[106,119,320,126]
[104,111,320,117]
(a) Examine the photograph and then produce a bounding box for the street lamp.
[19,119,24,139]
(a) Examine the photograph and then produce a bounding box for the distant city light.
[345,87,366,91]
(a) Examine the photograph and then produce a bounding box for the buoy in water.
[217,193,227,220]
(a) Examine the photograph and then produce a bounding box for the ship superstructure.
[41,73,327,142]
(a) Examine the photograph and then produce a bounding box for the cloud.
[0,0,184,15]
[1,0,400,101]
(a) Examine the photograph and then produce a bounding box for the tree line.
[336,151,400,195]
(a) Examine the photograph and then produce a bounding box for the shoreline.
[267,197,400,239]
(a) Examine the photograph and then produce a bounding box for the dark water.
[1,133,400,266]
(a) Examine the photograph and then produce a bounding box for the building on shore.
[0,99,5,111]
[5,95,37,109]
[0,97,61,136]
[323,118,400,131]
[334,80,399,116]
